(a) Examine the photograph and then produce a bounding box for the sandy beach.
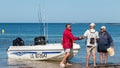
[4,58,120,68]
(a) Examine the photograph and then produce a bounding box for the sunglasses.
[69,26,71,28]
[101,29,104,30]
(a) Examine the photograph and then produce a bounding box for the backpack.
[89,30,96,44]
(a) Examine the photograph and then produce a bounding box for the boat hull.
[7,43,80,60]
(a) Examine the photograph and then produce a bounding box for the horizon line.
[0,22,120,23]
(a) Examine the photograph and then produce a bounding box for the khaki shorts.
[64,48,73,53]
[64,48,73,60]
[86,46,96,54]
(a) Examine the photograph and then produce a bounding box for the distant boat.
[7,7,81,60]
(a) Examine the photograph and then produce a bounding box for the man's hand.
[79,36,85,40]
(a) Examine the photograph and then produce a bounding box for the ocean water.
[0,23,120,68]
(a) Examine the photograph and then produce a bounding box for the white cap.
[101,26,106,30]
[90,23,95,26]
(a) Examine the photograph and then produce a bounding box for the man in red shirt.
[60,24,80,67]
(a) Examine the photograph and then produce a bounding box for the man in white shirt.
[80,23,99,68]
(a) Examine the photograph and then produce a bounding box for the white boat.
[7,43,80,60]
[7,7,80,60]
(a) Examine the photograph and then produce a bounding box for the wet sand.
[6,59,120,68]
[67,63,120,68]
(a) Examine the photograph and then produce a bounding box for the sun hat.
[101,26,106,30]
[90,23,95,26]
[107,47,115,56]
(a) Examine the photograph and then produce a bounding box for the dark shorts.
[98,50,107,53]
[97,46,108,53]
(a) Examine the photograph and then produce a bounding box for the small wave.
[113,37,120,43]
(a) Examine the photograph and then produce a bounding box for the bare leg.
[100,52,103,64]
[92,52,96,67]
[104,53,108,64]
[60,52,70,64]
[86,53,90,68]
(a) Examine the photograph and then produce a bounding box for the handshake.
[78,36,86,40]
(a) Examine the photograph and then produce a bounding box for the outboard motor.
[13,37,24,46]
[34,36,46,45]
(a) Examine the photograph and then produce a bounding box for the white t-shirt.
[84,29,99,46]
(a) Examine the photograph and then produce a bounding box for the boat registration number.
[30,54,47,58]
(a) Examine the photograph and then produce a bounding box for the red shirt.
[62,28,79,49]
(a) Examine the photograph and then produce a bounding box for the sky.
[0,0,120,23]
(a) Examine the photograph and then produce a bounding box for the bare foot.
[86,65,88,68]
[93,64,97,68]
[94,65,97,68]
[60,63,65,68]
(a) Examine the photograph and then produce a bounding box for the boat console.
[34,36,46,45]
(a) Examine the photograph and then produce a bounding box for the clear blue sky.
[0,0,120,23]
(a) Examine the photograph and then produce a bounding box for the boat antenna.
[38,6,44,36]
[43,14,48,39]
[38,5,48,39]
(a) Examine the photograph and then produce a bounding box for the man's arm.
[79,30,88,40]
[96,31,99,43]
[79,36,86,40]
[107,32,114,47]
[67,32,79,40]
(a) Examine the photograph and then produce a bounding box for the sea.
[0,23,120,68]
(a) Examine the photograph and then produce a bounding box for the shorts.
[97,46,108,53]
[64,48,73,53]
[64,48,73,60]
[98,50,107,53]
[86,46,96,54]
